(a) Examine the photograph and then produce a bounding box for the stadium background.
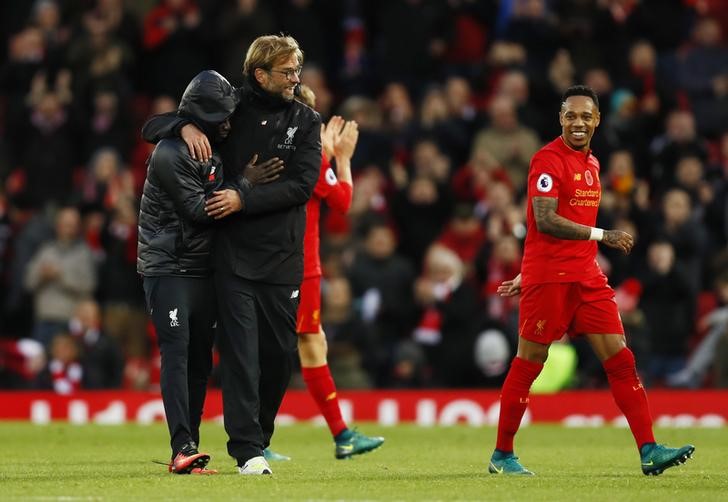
[1,0,728,418]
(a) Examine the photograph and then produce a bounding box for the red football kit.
[497,134,656,458]
[519,136,623,343]
[296,154,352,334]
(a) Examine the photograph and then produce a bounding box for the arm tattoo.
[532,196,591,240]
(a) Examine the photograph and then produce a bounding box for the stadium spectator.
[650,110,709,188]
[639,240,695,385]
[320,275,372,388]
[623,40,673,129]
[39,332,83,394]
[667,270,728,388]
[99,195,147,362]
[412,243,482,387]
[374,0,451,90]
[477,234,522,332]
[412,83,470,167]
[337,95,391,173]
[69,299,124,389]
[391,174,452,268]
[66,7,135,104]
[0,27,47,128]
[31,0,71,74]
[444,76,480,139]
[142,0,206,98]
[496,69,548,141]
[300,65,334,118]
[2,205,54,338]
[677,16,728,137]
[471,95,541,190]
[11,87,77,209]
[0,337,46,388]
[24,206,96,348]
[276,0,327,70]
[80,87,133,161]
[81,0,142,57]
[503,0,560,75]
[437,203,487,277]
[216,0,275,87]
[379,81,415,142]
[652,188,708,291]
[348,217,416,386]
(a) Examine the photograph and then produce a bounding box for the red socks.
[603,348,655,449]
[495,357,544,452]
[495,349,654,454]
[302,364,347,437]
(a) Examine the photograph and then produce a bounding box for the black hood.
[178,70,238,139]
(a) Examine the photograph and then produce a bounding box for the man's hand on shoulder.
[602,230,634,255]
[182,124,211,162]
[242,154,284,185]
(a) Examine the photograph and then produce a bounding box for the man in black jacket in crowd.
[138,70,282,475]
[142,35,321,475]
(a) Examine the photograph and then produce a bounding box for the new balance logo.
[169,308,179,327]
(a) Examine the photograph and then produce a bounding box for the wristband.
[589,227,604,241]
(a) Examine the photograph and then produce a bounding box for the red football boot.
[168,442,210,474]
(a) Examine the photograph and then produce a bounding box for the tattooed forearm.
[532,196,591,240]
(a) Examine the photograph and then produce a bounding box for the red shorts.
[296,276,321,334]
[519,275,624,344]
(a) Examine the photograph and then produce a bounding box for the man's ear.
[253,68,267,85]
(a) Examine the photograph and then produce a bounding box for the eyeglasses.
[267,66,302,81]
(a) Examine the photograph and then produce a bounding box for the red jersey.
[303,154,352,278]
[521,136,604,286]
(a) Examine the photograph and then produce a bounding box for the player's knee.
[298,332,327,366]
[516,339,549,364]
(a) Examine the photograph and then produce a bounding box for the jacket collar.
[243,75,291,110]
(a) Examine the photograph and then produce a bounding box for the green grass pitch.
[1,422,726,501]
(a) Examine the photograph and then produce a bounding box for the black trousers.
[144,276,216,457]
[215,273,298,463]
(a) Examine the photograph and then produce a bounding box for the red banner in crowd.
[0,390,726,427]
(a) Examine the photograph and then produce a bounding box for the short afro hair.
[561,85,599,110]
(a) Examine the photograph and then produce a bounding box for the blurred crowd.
[1,0,728,393]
